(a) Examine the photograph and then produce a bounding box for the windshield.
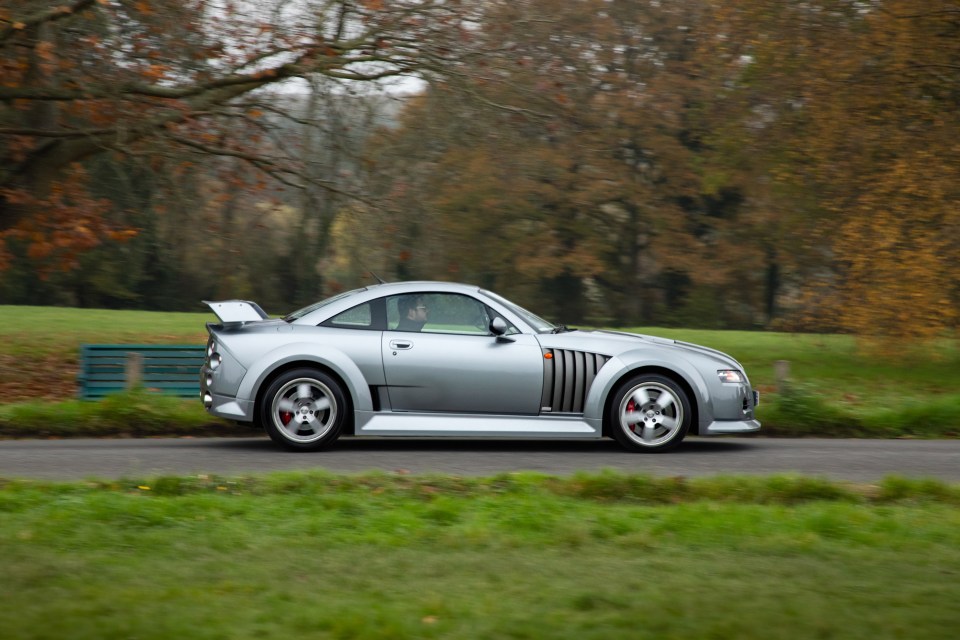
[283,288,366,322]
[479,290,556,333]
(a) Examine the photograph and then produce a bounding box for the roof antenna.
[367,270,386,285]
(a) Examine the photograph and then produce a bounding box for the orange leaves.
[0,165,135,275]
[686,0,960,337]
[109,229,139,242]
[253,67,279,79]
[788,1,960,340]
[144,64,168,81]
[826,147,959,341]
[35,41,57,63]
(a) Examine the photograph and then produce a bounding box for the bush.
[860,395,960,438]
[759,383,960,438]
[759,383,859,436]
[0,389,238,438]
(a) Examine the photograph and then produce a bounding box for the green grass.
[0,305,210,357]
[0,389,244,438]
[0,305,210,406]
[1,471,958,639]
[1,306,958,437]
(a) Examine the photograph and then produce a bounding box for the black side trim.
[541,350,610,414]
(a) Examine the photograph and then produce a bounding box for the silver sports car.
[200,281,759,452]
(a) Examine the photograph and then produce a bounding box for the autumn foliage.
[365,0,959,338]
[1,0,958,342]
[0,0,466,274]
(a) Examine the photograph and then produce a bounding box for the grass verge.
[1,471,958,639]
[0,389,242,438]
[758,383,960,438]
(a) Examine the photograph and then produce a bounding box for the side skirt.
[354,411,602,438]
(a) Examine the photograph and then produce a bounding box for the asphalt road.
[0,436,958,482]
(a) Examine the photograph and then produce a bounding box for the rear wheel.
[609,374,691,452]
[260,368,346,451]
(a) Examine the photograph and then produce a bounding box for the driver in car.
[396,295,428,331]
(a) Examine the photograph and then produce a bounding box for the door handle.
[389,340,413,350]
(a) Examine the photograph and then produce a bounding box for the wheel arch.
[600,365,701,438]
[240,344,373,433]
[254,360,357,432]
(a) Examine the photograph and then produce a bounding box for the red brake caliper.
[627,399,637,432]
[280,410,293,425]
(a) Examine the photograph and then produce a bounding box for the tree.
[365,0,720,324]
[0,0,471,272]
[700,0,960,338]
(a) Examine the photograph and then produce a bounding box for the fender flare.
[238,342,374,413]
[583,349,712,429]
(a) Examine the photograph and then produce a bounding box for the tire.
[259,368,347,451]
[609,373,691,453]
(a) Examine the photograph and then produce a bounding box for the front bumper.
[703,418,761,435]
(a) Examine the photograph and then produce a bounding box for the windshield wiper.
[550,324,577,334]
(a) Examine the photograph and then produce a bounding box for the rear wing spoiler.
[203,300,269,325]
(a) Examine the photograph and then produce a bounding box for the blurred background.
[2,0,957,339]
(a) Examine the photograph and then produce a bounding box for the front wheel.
[260,368,347,451]
[609,374,691,452]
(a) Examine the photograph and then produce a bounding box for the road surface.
[0,436,958,482]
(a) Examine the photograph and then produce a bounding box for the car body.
[200,281,760,452]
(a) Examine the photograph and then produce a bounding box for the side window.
[387,293,511,335]
[322,302,375,330]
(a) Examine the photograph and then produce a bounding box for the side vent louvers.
[540,349,610,414]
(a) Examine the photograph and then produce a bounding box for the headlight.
[718,370,745,384]
[207,341,217,358]
[209,353,222,370]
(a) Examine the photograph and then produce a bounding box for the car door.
[381,292,543,414]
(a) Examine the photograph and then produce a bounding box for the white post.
[774,360,791,392]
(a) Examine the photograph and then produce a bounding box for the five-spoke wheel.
[260,368,346,451]
[609,374,691,452]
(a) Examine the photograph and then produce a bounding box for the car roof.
[366,280,480,293]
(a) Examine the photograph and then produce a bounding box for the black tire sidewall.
[260,368,347,451]
[609,373,691,453]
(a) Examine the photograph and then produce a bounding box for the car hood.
[550,329,744,370]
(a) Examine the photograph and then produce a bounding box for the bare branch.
[0,0,97,44]
[165,132,371,203]
[0,126,114,138]
[878,7,960,20]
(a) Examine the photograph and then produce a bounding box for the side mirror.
[490,317,515,343]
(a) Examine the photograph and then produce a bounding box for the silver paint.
[201,281,760,450]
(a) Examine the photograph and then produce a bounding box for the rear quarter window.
[321,302,380,330]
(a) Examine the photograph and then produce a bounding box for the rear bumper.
[205,392,255,423]
[702,419,761,435]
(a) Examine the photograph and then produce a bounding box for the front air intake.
[540,349,610,414]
